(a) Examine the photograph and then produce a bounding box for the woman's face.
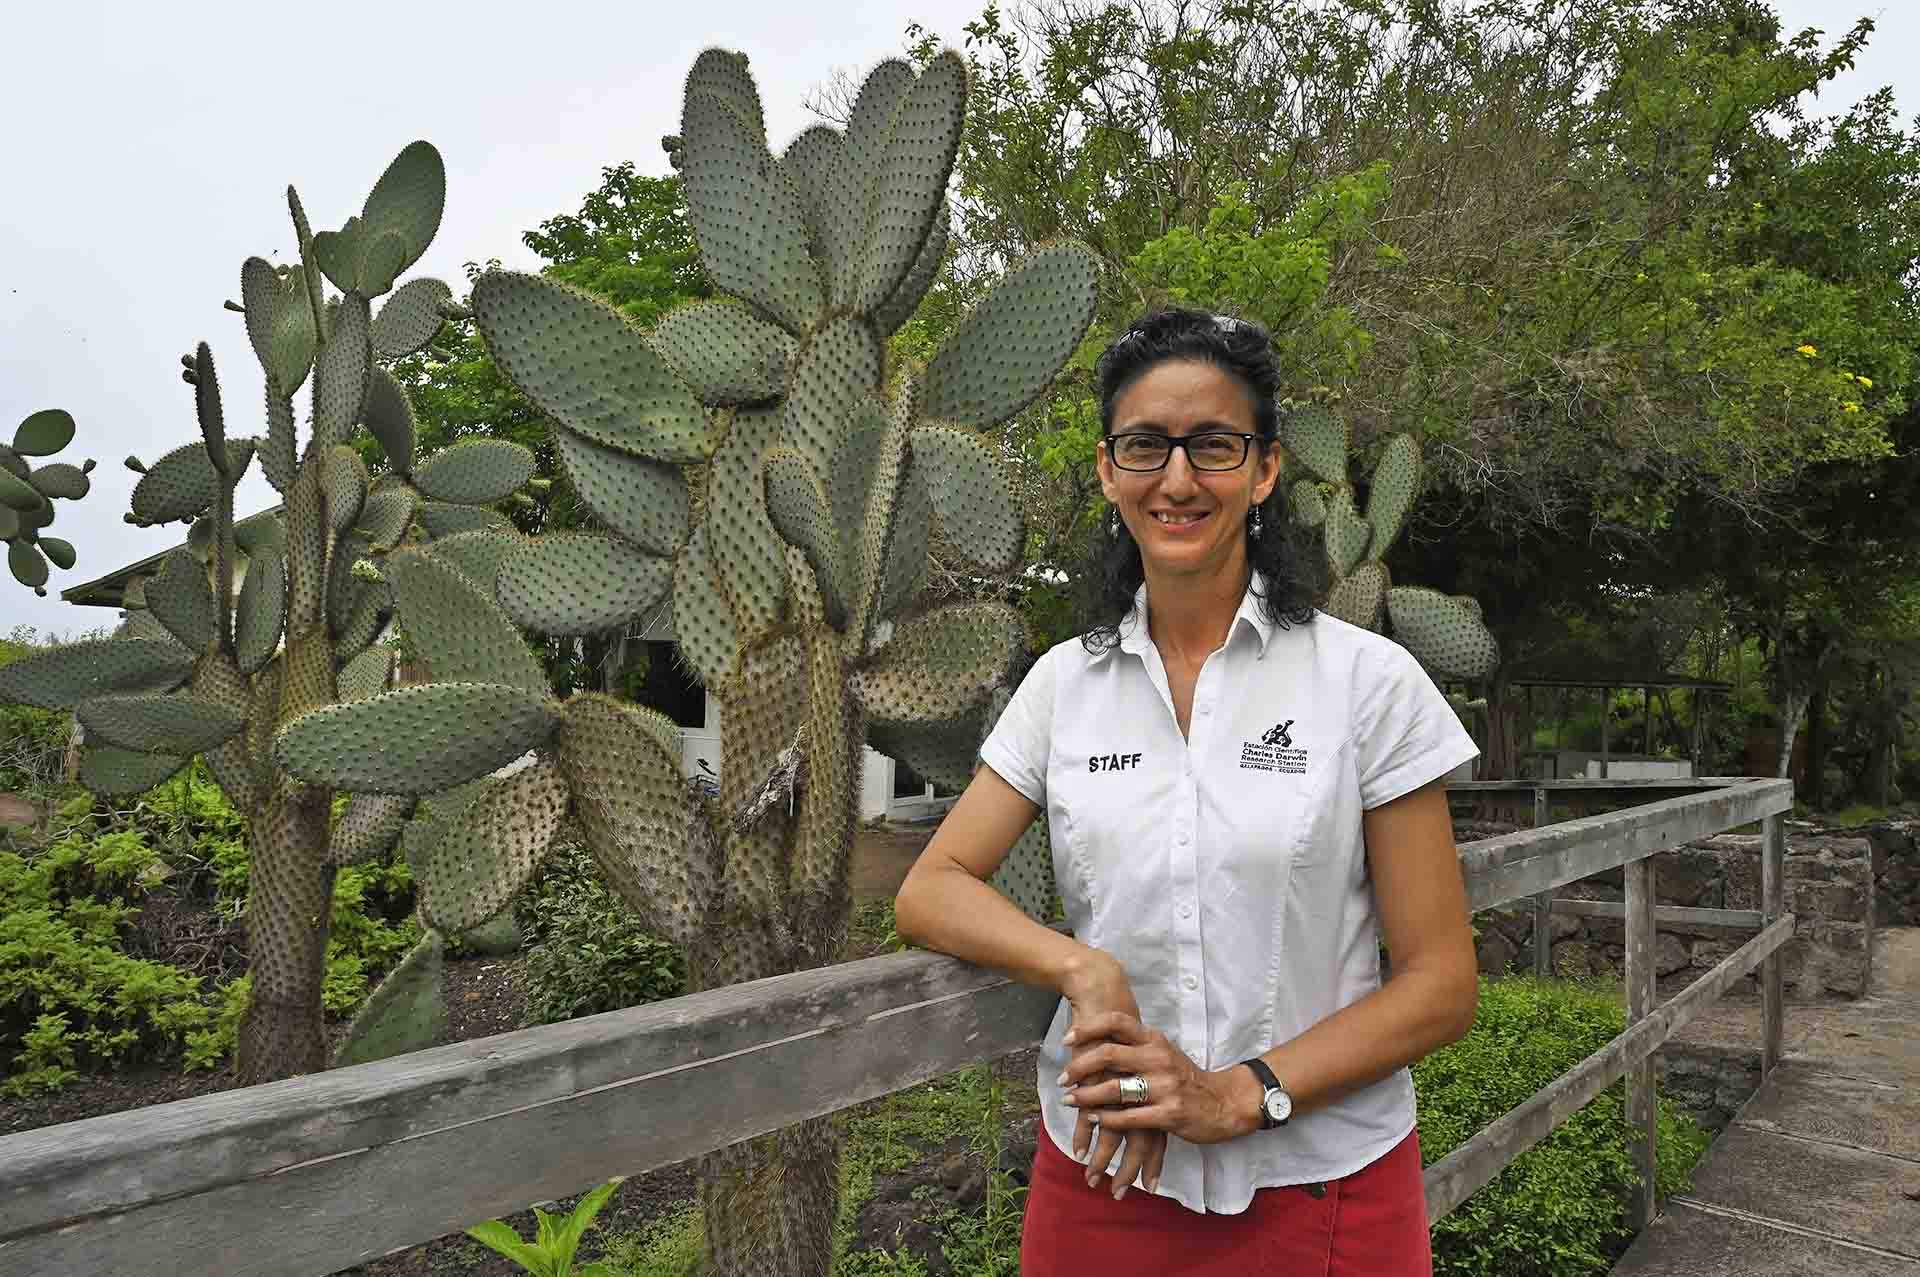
[1097,358,1281,585]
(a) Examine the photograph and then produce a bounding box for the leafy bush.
[519,844,685,1024]
[0,826,218,1094]
[1416,977,1713,1276]
[0,631,73,793]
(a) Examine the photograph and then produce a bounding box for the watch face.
[1263,1089,1292,1124]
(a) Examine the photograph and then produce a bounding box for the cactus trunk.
[236,789,336,1082]
[698,1117,843,1277]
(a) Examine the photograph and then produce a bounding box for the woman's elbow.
[1438,964,1480,1044]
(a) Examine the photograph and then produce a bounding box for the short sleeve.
[1353,642,1480,810]
[978,645,1059,807]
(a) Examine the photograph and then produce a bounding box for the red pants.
[1020,1126,1432,1276]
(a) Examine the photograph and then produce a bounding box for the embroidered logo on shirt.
[1241,722,1308,774]
[1088,752,1144,772]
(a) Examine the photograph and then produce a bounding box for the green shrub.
[0,632,73,793]
[519,845,685,1024]
[1416,977,1713,1276]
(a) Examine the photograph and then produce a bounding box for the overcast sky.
[0,1,1909,639]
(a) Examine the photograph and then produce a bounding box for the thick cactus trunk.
[698,1117,843,1277]
[236,787,334,1083]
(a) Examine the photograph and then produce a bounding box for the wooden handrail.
[0,778,1796,1276]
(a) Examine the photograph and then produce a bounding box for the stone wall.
[1472,831,1877,999]
[1822,819,1920,928]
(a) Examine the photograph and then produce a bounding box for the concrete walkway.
[1612,927,1920,1274]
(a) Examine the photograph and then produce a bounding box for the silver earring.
[1109,510,1122,538]
[1248,506,1265,539]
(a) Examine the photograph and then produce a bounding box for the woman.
[893,308,1481,1275]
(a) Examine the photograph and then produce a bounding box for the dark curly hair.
[1079,308,1319,654]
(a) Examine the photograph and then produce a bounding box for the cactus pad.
[1386,586,1501,680]
[76,693,245,755]
[991,821,1055,923]
[331,932,446,1068]
[1323,486,1372,577]
[13,409,77,457]
[497,532,674,636]
[852,601,1025,726]
[356,485,418,551]
[705,406,789,641]
[679,85,823,336]
[193,345,229,473]
[130,440,224,525]
[38,536,76,571]
[0,467,40,513]
[471,271,716,463]
[649,301,795,406]
[1279,403,1349,484]
[855,53,966,315]
[262,387,297,492]
[416,502,512,539]
[148,548,218,653]
[919,244,1101,428]
[323,445,370,533]
[234,543,286,674]
[423,527,516,594]
[551,427,690,556]
[876,461,931,621]
[780,125,851,286]
[326,792,414,866]
[8,541,47,593]
[785,318,882,487]
[78,745,186,795]
[386,547,546,692]
[240,257,317,394]
[313,294,372,450]
[834,59,917,298]
[414,438,536,506]
[672,526,738,688]
[867,715,980,795]
[1324,560,1388,629]
[311,141,446,298]
[685,49,766,147]
[911,426,1023,573]
[337,645,394,703]
[274,681,558,794]
[27,462,91,501]
[1364,433,1421,558]
[416,761,569,934]
[371,276,452,360]
[361,367,418,477]
[874,200,949,337]
[1290,479,1326,528]
[557,695,715,949]
[763,447,849,625]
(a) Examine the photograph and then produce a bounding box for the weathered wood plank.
[1624,857,1658,1231]
[1548,899,1764,930]
[1762,811,1786,1073]
[1450,778,1734,792]
[1458,779,1791,910]
[0,946,1059,1259]
[1424,912,1795,1222]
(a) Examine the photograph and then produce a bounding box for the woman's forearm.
[894,861,1112,997]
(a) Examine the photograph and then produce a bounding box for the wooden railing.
[0,777,1794,1276]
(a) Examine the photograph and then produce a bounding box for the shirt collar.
[1104,577,1276,662]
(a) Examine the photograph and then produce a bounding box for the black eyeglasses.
[1104,431,1257,472]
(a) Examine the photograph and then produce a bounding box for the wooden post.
[1532,786,1553,977]
[1600,688,1611,778]
[1761,811,1785,1073]
[1624,853,1658,1230]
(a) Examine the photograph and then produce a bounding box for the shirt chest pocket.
[1217,733,1355,871]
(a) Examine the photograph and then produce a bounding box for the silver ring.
[1117,1074,1150,1106]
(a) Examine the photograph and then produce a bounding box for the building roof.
[61,506,285,609]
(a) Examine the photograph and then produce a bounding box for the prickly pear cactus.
[0,410,94,595]
[1282,403,1501,680]
[0,141,539,1084]
[273,49,1098,1277]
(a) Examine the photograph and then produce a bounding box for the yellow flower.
[1842,402,1862,413]
[1796,344,1818,357]
[1857,375,1874,388]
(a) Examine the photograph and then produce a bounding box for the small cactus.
[1282,402,1501,680]
[1,410,94,595]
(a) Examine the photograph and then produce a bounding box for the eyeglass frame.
[1101,430,1262,473]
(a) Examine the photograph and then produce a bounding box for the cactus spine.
[0,142,537,1082]
[272,49,1098,1275]
[1281,402,1502,680]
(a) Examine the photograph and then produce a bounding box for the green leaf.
[464,1219,554,1275]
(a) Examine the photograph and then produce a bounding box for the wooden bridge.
[0,774,1883,1276]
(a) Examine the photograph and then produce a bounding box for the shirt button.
[1183,975,1199,991]
[1176,832,1189,845]
[1179,904,1193,919]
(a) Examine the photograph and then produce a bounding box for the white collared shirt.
[979,581,1478,1214]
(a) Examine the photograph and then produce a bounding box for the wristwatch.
[1241,1058,1293,1129]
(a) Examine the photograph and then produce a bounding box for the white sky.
[0,1,1911,638]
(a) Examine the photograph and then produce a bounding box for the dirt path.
[851,822,937,902]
